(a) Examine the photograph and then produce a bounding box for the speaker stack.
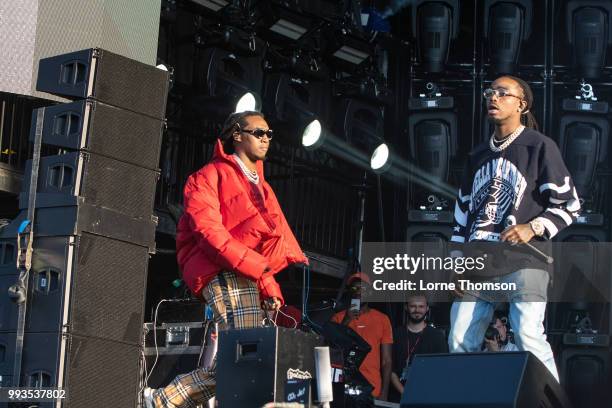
[0,48,169,407]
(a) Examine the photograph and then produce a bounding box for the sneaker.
[143,387,156,408]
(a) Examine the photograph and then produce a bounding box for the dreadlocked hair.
[505,75,539,131]
[219,110,265,154]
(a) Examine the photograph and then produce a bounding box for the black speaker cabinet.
[217,327,324,408]
[36,48,169,120]
[28,99,164,169]
[0,233,149,343]
[21,151,159,219]
[0,274,18,333]
[560,347,611,408]
[0,331,15,388]
[1,205,155,251]
[401,352,572,408]
[0,331,141,408]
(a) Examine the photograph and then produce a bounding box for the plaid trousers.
[153,271,263,407]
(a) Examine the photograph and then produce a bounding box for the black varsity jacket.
[451,127,580,243]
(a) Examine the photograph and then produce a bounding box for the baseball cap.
[347,272,371,286]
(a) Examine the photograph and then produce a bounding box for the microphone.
[523,241,554,264]
[502,220,554,264]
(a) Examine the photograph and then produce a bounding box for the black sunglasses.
[237,124,274,140]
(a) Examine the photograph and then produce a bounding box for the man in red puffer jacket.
[148,110,308,408]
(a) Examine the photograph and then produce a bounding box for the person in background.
[391,294,447,400]
[331,273,393,401]
[483,312,518,352]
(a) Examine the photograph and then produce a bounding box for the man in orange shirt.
[331,273,393,400]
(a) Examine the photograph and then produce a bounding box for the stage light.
[333,45,370,66]
[558,89,609,199]
[266,8,309,42]
[560,120,604,196]
[406,226,452,246]
[302,119,323,150]
[263,71,329,121]
[325,28,374,72]
[301,116,457,198]
[484,0,533,74]
[270,19,308,40]
[234,92,260,113]
[339,98,385,155]
[298,98,388,172]
[411,0,460,72]
[186,0,257,25]
[333,71,393,110]
[408,95,457,182]
[566,1,612,78]
[302,0,356,21]
[190,0,229,12]
[189,47,263,118]
[262,66,330,146]
[406,89,457,210]
[300,114,389,174]
[295,94,458,203]
[257,2,316,45]
[370,143,391,173]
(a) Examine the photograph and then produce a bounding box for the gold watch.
[529,219,545,237]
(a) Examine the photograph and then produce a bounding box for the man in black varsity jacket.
[447,75,580,381]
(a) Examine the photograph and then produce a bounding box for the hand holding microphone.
[501,224,553,264]
[500,223,535,245]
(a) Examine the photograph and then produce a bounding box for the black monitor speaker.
[401,352,573,407]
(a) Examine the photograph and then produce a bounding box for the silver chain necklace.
[489,125,525,152]
[233,154,259,184]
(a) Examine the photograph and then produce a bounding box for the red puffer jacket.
[176,139,308,304]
